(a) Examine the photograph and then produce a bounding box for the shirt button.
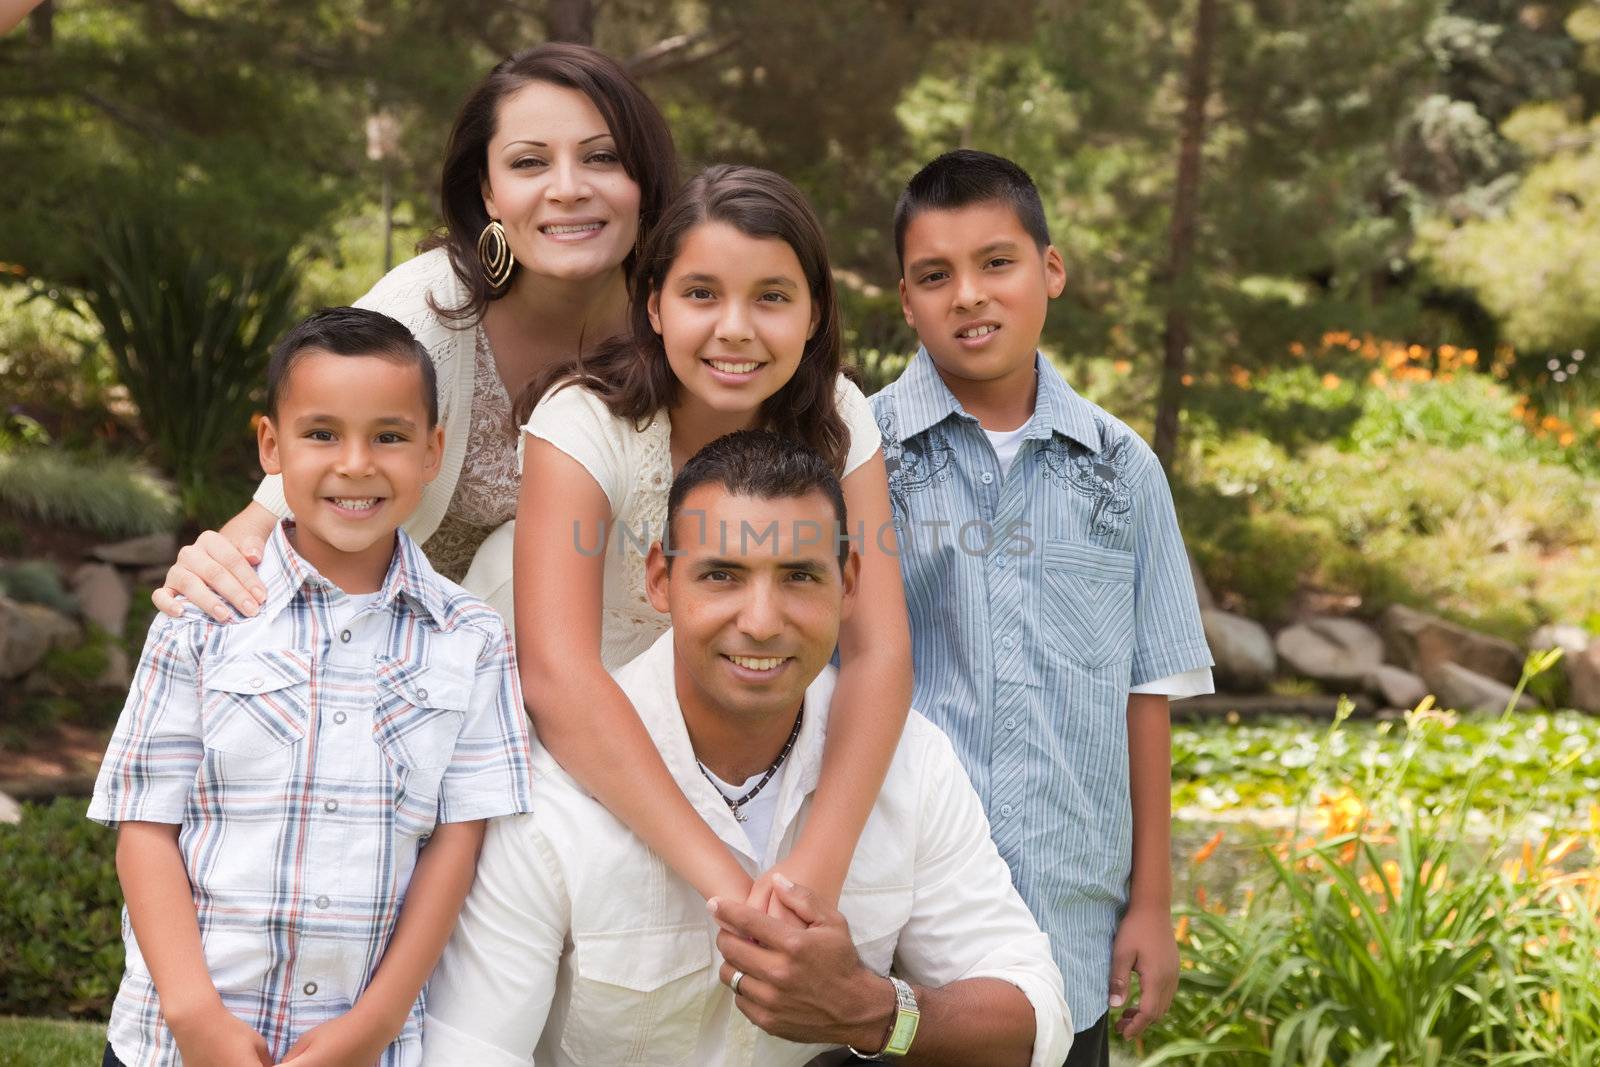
[340,629,352,643]
[1002,636,1015,649]
[302,981,318,996]
[1004,716,1017,729]
[333,711,347,725]
[980,471,994,485]
[1000,804,1014,818]
[323,799,339,813]
[416,687,429,701]
[249,677,264,689]
[315,895,330,909]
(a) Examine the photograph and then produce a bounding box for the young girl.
[476,164,912,909]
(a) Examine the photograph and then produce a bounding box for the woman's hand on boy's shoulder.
[154,528,269,623]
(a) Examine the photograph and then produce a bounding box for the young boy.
[89,307,534,1067]
[870,150,1214,1065]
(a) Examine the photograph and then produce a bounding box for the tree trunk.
[546,0,596,44]
[29,0,54,46]
[1153,0,1219,470]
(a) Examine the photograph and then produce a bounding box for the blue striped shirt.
[870,350,1212,1029]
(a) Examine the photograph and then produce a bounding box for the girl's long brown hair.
[517,164,849,473]
[423,43,678,325]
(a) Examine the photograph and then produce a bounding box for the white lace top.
[462,375,883,667]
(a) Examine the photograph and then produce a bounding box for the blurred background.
[3,3,1600,1064]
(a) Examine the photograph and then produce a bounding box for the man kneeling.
[422,430,1071,1066]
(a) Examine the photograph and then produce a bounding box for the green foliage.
[0,561,75,615]
[0,450,178,538]
[0,1016,106,1067]
[1173,711,1600,823]
[1146,659,1599,1065]
[70,219,300,520]
[1176,362,1600,636]
[0,800,123,1021]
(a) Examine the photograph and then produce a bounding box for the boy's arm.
[1110,693,1177,1039]
[118,822,272,1067]
[276,821,485,1066]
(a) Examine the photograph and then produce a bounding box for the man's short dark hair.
[266,307,438,426]
[893,149,1052,270]
[666,430,849,570]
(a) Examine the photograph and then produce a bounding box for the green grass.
[1173,710,1600,827]
[0,1017,104,1067]
[0,449,179,538]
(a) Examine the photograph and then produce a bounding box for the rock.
[91,532,177,568]
[1187,548,1214,612]
[1274,616,1385,689]
[72,562,131,637]
[0,791,18,825]
[1380,604,1523,687]
[1531,624,1591,658]
[1200,609,1274,691]
[95,644,133,690]
[1567,639,1600,715]
[1365,664,1428,710]
[1428,661,1536,713]
[2,598,75,679]
[136,565,172,588]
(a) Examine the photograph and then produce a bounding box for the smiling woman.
[152,43,679,621]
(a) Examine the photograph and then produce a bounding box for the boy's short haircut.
[666,429,849,570]
[266,306,438,426]
[893,149,1052,269]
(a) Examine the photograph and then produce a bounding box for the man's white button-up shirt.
[422,631,1072,1067]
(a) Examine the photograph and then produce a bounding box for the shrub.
[1143,654,1599,1066]
[0,798,123,1020]
[70,218,300,519]
[0,449,180,538]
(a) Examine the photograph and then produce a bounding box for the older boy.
[871,150,1213,1065]
[89,307,533,1067]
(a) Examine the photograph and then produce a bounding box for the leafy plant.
[1145,653,1598,1065]
[0,799,123,1020]
[0,449,179,538]
[69,219,300,519]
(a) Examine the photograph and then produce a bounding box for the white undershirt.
[700,762,789,867]
[983,423,1031,478]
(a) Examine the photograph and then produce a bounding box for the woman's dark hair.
[424,43,678,324]
[518,164,849,473]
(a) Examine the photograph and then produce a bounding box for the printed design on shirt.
[1039,418,1136,535]
[878,407,956,524]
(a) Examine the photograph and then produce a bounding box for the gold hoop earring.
[477,219,515,290]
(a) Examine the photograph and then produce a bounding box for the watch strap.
[847,976,920,1060]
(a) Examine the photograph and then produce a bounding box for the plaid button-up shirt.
[871,351,1212,1029]
[89,522,534,1067]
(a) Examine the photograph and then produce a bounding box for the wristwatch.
[847,976,920,1060]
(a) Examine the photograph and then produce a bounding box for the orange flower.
[1193,830,1224,864]
[1321,373,1342,390]
[1113,359,1133,375]
[1181,373,1195,386]
[1228,365,1251,388]
[1288,342,1305,357]
[1174,915,1191,944]
[1560,431,1576,447]
[1369,370,1389,388]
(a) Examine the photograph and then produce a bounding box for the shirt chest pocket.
[1040,539,1136,669]
[201,651,312,777]
[372,658,471,838]
[560,926,710,1066]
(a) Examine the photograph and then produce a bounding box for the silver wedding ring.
[729,969,746,996]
